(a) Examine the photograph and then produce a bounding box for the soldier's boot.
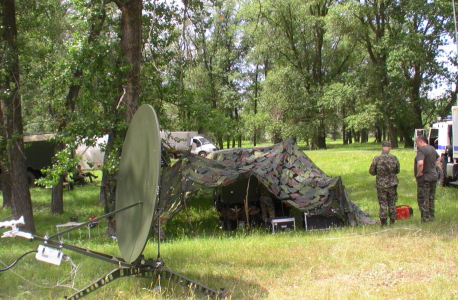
[380,219,387,227]
[390,219,395,225]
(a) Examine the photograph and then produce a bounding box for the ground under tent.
[156,139,375,231]
[213,175,350,231]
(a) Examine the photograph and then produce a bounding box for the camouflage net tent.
[157,139,375,227]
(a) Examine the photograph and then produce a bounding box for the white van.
[161,131,218,158]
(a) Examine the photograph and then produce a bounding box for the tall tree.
[243,0,353,148]
[176,0,246,149]
[50,0,108,214]
[353,0,399,147]
[336,0,453,147]
[113,0,143,121]
[386,0,451,147]
[0,0,35,233]
[96,0,142,227]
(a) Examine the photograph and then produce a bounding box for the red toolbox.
[396,205,413,220]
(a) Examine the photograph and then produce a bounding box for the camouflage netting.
[157,139,375,226]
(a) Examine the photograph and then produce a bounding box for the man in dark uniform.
[369,141,400,226]
[414,135,440,223]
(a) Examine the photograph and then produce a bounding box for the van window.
[198,137,211,145]
[193,139,202,147]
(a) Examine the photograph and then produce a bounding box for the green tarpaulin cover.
[157,139,375,226]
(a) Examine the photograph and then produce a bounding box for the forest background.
[1,0,458,232]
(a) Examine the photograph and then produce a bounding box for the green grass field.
[1,141,458,300]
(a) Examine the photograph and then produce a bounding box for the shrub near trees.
[0,0,456,228]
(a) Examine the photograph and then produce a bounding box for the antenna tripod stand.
[62,211,225,299]
[2,207,226,299]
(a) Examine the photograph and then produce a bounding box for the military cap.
[382,141,391,147]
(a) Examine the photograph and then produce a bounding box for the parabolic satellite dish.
[116,104,161,263]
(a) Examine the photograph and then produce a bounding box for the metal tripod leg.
[65,267,227,300]
[139,268,227,298]
[64,268,134,299]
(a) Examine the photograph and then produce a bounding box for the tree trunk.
[388,119,398,148]
[316,134,326,149]
[116,0,143,122]
[342,121,347,145]
[399,122,414,148]
[217,136,223,150]
[99,130,118,206]
[1,166,12,208]
[101,171,117,213]
[361,129,368,143]
[316,119,327,149]
[253,65,259,146]
[102,0,142,235]
[410,66,424,129]
[354,130,360,143]
[272,129,282,144]
[98,119,121,237]
[375,126,382,143]
[0,0,35,233]
[50,141,65,214]
[347,130,352,144]
[51,176,64,214]
[403,132,414,148]
[7,138,33,232]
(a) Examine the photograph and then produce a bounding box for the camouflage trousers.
[260,196,275,219]
[417,181,436,223]
[376,186,397,220]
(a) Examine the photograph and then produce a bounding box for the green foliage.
[10,0,457,160]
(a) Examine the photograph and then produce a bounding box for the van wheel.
[198,151,207,157]
[437,156,448,186]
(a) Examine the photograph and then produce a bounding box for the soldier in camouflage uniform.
[414,135,440,223]
[369,141,400,226]
[258,184,276,220]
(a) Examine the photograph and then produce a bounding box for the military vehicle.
[22,133,55,186]
[3,133,106,187]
